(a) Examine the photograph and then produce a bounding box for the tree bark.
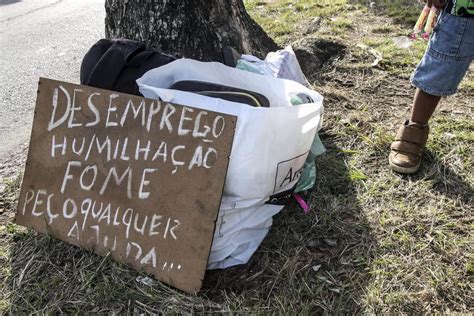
[104,0,278,62]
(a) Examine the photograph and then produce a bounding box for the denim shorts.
[411,10,474,96]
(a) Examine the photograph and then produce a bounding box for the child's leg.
[389,9,473,174]
[410,88,441,125]
[388,89,441,174]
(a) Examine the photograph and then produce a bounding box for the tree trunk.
[104,0,278,62]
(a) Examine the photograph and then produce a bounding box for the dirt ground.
[1,1,473,314]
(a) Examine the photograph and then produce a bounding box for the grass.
[360,37,426,75]
[330,17,354,36]
[361,0,423,24]
[1,0,473,314]
[244,0,348,44]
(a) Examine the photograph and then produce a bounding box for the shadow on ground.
[203,135,378,313]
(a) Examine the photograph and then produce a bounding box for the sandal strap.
[391,140,423,155]
[395,124,429,145]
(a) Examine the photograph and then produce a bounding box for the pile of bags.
[81,39,325,269]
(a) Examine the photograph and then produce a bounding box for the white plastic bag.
[240,45,310,87]
[137,59,323,269]
[208,203,282,269]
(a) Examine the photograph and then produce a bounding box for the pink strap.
[293,193,310,214]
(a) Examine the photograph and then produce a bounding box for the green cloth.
[235,60,265,75]
[295,134,326,193]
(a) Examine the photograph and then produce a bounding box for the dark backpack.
[80,39,177,96]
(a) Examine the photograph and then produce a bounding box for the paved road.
[0,0,105,162]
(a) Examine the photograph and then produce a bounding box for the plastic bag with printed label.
[137,59,323,269]
[236,47,326,194]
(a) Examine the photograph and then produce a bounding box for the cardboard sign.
[15,78,236,293]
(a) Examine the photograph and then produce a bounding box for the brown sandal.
[389,120,429,174]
